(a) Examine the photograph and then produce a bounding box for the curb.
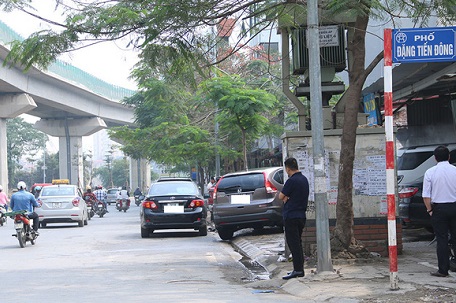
[231,238,279,277]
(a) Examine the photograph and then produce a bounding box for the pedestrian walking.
[279,157,309,280]
[422,145,456,277]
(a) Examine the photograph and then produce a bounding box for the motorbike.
[94,200,107,218]
[7,210,38,248]
[84,196,95,220]
[134,195,144,206]
[0,205,7,226]
[116,198,130,212]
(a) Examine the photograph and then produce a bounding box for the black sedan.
[140,179,207,238]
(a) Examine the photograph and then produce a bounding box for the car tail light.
[72,198,80,207]
[143,200,158,210]
[189,199,204,208]
[213,177,223,201]
[398,187,419,199]
[264,172,278,194]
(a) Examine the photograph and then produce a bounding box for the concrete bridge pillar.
[35,117,107,186]
[0,93,37,190]
[130,158,151,193]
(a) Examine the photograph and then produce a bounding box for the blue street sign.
[392,27,456,63]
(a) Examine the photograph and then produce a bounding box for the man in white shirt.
[207,177,216,191]
[423,145,456,277]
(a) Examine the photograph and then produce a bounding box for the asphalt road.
[0,203,302,303]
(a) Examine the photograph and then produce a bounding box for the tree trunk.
[331,13,371,256]
[241,127,248,171]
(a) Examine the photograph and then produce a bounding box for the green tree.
[198,75,278,170]
[94,158,129,188]
[109,78,216,185]
[34,152,59,183]
[4,0,456,255]
[7,117,48,188]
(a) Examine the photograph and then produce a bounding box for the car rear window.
[107,189,118,194]
[148,182,198,196]
[41,186,75,196]
[217,173,264,193]
[397,151,433,170]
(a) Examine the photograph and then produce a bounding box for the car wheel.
[84,217,88,225]
[141,227,152,238]
[78,220,84,227]
[198,225,208,236]
[217,228,233,240]
[40,222,47,228]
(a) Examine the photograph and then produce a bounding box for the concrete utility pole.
[307,0,333,273]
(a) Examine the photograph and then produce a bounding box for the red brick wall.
[302,218,403,257]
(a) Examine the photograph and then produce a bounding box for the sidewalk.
[231,228,456,302]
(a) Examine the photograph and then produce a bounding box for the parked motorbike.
[134,195,144,206]
[116,198,130,212]
[94,200,107,218]
[7,210,38,248]
[0,205,7,226]
[84,196,95,220]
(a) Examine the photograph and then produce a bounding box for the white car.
[36,185,88,228]
[397,143,456,184]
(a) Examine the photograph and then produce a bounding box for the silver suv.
[106,188,119,205]
[212,167,284,240]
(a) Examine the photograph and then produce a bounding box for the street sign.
[392,27,456,63]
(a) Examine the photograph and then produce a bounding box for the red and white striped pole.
[384,28,399,290]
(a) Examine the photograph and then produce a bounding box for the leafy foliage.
[109,76,215,168]
[7,117,48,187]
[93,157,129,188]
[198,75,278,170]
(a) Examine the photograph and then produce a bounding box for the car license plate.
[52,203,61,208]
[164,205,184,213]
[231,194,251,205]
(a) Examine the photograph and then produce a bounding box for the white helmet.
[17,181,27,190]
[0,185,3,191]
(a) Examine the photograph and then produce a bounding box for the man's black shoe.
[282,270,304,280]
[430,271,448,277]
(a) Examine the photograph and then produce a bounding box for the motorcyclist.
[10,181,41,233]
[33,186,42,199]
[94,185,108,211]
[134,187,142,197]
[0,185,9,211]
[119,186,130,207]
[120,186,129,199]
[82,186,97,204]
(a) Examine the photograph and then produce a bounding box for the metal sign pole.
[308,0,333,273]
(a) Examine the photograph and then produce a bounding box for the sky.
[0,1,139,90]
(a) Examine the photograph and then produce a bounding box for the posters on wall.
[292,150,387,214]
